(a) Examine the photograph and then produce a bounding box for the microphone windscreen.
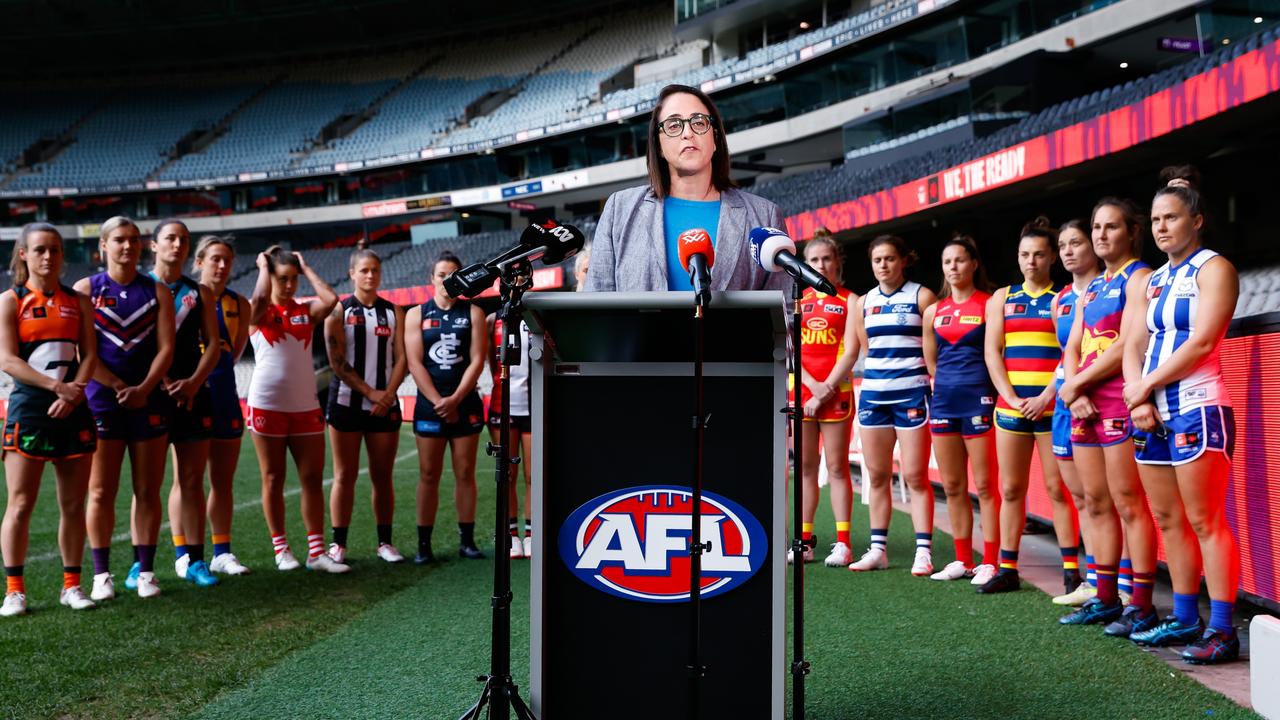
[540,221,585,264]
[747,226,796,273]
[677,228,714,272]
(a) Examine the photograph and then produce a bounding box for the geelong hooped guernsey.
[800,287,851,385]
[1143,247,1230,420]
[88,271,159,386]
[1079,259,1147,372]
[150,272,204,379]
[932,290,991,386]
[418,297,474,397]
[861,280,928,404]
[1053,283,1082,386]
[248,300,319,412]
[329,295,397,412]
[997,282,1061,412]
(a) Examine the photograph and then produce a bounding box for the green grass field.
[0,427,1260,719]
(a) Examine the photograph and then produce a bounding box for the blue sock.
[1118,558,1133,594]
[1085,554,1097,588]
[914,532,932,551]
[1209,599,1234,632]
[1173,592,1199,625]
[869,529,888,552]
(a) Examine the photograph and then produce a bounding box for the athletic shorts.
[487,410,532,433]
[1070,378,1132,447]
[1134,405,1234,466]
[169,386,215,444]
[3,404,96,460]
[247,406,325,437]
[995,405,1053,435]
[87,385,172,441]
[929,383,995,437]
[789,376,854,423]
[327,401,402,434]
[1051,399,1074,459]
[857,393,929,430]
[414,391,484,439]
[206,373,244,440]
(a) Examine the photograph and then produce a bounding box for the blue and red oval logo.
[558,485,768,603]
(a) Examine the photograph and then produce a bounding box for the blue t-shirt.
[662,196,721,291]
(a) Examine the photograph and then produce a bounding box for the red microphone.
[677,228,714,307]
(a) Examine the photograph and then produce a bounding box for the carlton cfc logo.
[559,485,767,603]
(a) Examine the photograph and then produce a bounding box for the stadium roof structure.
[0,0,636,79]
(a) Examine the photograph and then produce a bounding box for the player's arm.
[1134,258,1237,394]
[297,252,339,322]
[452,303,489,399]
[377,304,409,412]
[983,288,1019,408]
[823,292,861,391]
[74,277,125,392]
[325,306,374,396]
[404,305,442,404]
[921,303,938,379]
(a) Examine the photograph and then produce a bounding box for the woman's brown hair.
[646,84,734,200]
[9,223,62,288]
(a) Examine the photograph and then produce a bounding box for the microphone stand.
[788,279,810,720]
[461,259,537,720]
[687,290,709,720]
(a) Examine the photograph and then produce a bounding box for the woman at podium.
[584,84,790,294]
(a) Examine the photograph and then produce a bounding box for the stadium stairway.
[286,54,445,172]
[0,94,111,191]
[147,74,288,183]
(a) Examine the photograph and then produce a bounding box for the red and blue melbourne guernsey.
[932,291,992,386]
[929,290,995,435]
[2,283,96,459]
[795,287,853,422]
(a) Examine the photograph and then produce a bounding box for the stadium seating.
[750,25,1280,218]
[0,1,920,189]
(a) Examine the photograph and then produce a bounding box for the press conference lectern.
[523,291,787,720]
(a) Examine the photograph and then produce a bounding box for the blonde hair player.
[324,249,408,565]
[78,216,176,601]
[191,236,252,576]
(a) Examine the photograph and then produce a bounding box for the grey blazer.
[584,185,793,294]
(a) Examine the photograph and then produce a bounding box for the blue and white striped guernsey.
[1142,247,1230,420]
[861,280,929,404]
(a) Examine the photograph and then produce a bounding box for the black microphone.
[748,226,837,295]
[444,219,586,298]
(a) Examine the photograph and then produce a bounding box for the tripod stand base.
[460,675,538,720]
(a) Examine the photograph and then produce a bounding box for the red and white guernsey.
[249,300,319,412]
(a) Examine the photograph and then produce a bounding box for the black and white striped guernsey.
[328,295,397,412]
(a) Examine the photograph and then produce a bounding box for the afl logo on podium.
[558,485,767,603]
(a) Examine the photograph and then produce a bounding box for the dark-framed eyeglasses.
[658,113,713,137]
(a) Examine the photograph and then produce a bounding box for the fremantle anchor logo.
[559,485,767,603]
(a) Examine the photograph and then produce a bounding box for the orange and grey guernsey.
[996,282,1062,418]
[11,283,82,400]
[4,283,96,459]
[799,286,851,382]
